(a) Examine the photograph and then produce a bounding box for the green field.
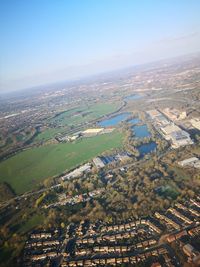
[34,127,66,142]
[34,102,120,142]
[0,131,123,194]
[51,102,120,126]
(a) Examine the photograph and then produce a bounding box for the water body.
[137,142,157,157]
[125,94,143,101]
[128,118,141,124]
[132,124,151,138]
[99,113,131,127]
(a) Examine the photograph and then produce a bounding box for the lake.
[137,142,157,157]
[132,124,151,138]
[98,112,131,127]
[125,94,143,101]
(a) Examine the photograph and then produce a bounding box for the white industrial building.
[61,163,92,181]
[81,128,114,137]
[147,109,193,149]
[162,108,187,121]
[178,157,200,168]
[82,128,104,136]
[170,130,193,148]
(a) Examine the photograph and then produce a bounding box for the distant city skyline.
[0,0,200,92]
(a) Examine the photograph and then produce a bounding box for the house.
[168,208,193,224]
[183,244,197,257]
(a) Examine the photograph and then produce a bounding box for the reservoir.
[132,124,151,138]
[137,142,157,157]
[98,112,131,127]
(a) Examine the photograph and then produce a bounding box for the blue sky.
[0,0,200,92]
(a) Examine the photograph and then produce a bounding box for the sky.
[0,0,200,92]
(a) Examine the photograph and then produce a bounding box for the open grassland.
[0,131,123,195]
[34,102,121,142]
[50,102,120,126]
[34,127,67,142]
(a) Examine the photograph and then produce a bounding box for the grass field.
[34,127,67,142]
[34,102,120,142]
[0,131,123,194]
[51,102,120,126]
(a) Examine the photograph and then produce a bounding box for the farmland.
[0,131,123,194]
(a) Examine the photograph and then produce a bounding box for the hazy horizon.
[0,50,200,96]
[1,0,200,92]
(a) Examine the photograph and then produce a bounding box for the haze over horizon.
[1,0,200,92]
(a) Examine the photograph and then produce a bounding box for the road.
[0,143,171,211]
[1,93,198,209]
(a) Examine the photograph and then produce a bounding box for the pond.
[98,112,131,127]
[137,142,157,157]
[125,94,143,101]
[132,124,151,138]
[128,118,141,124]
